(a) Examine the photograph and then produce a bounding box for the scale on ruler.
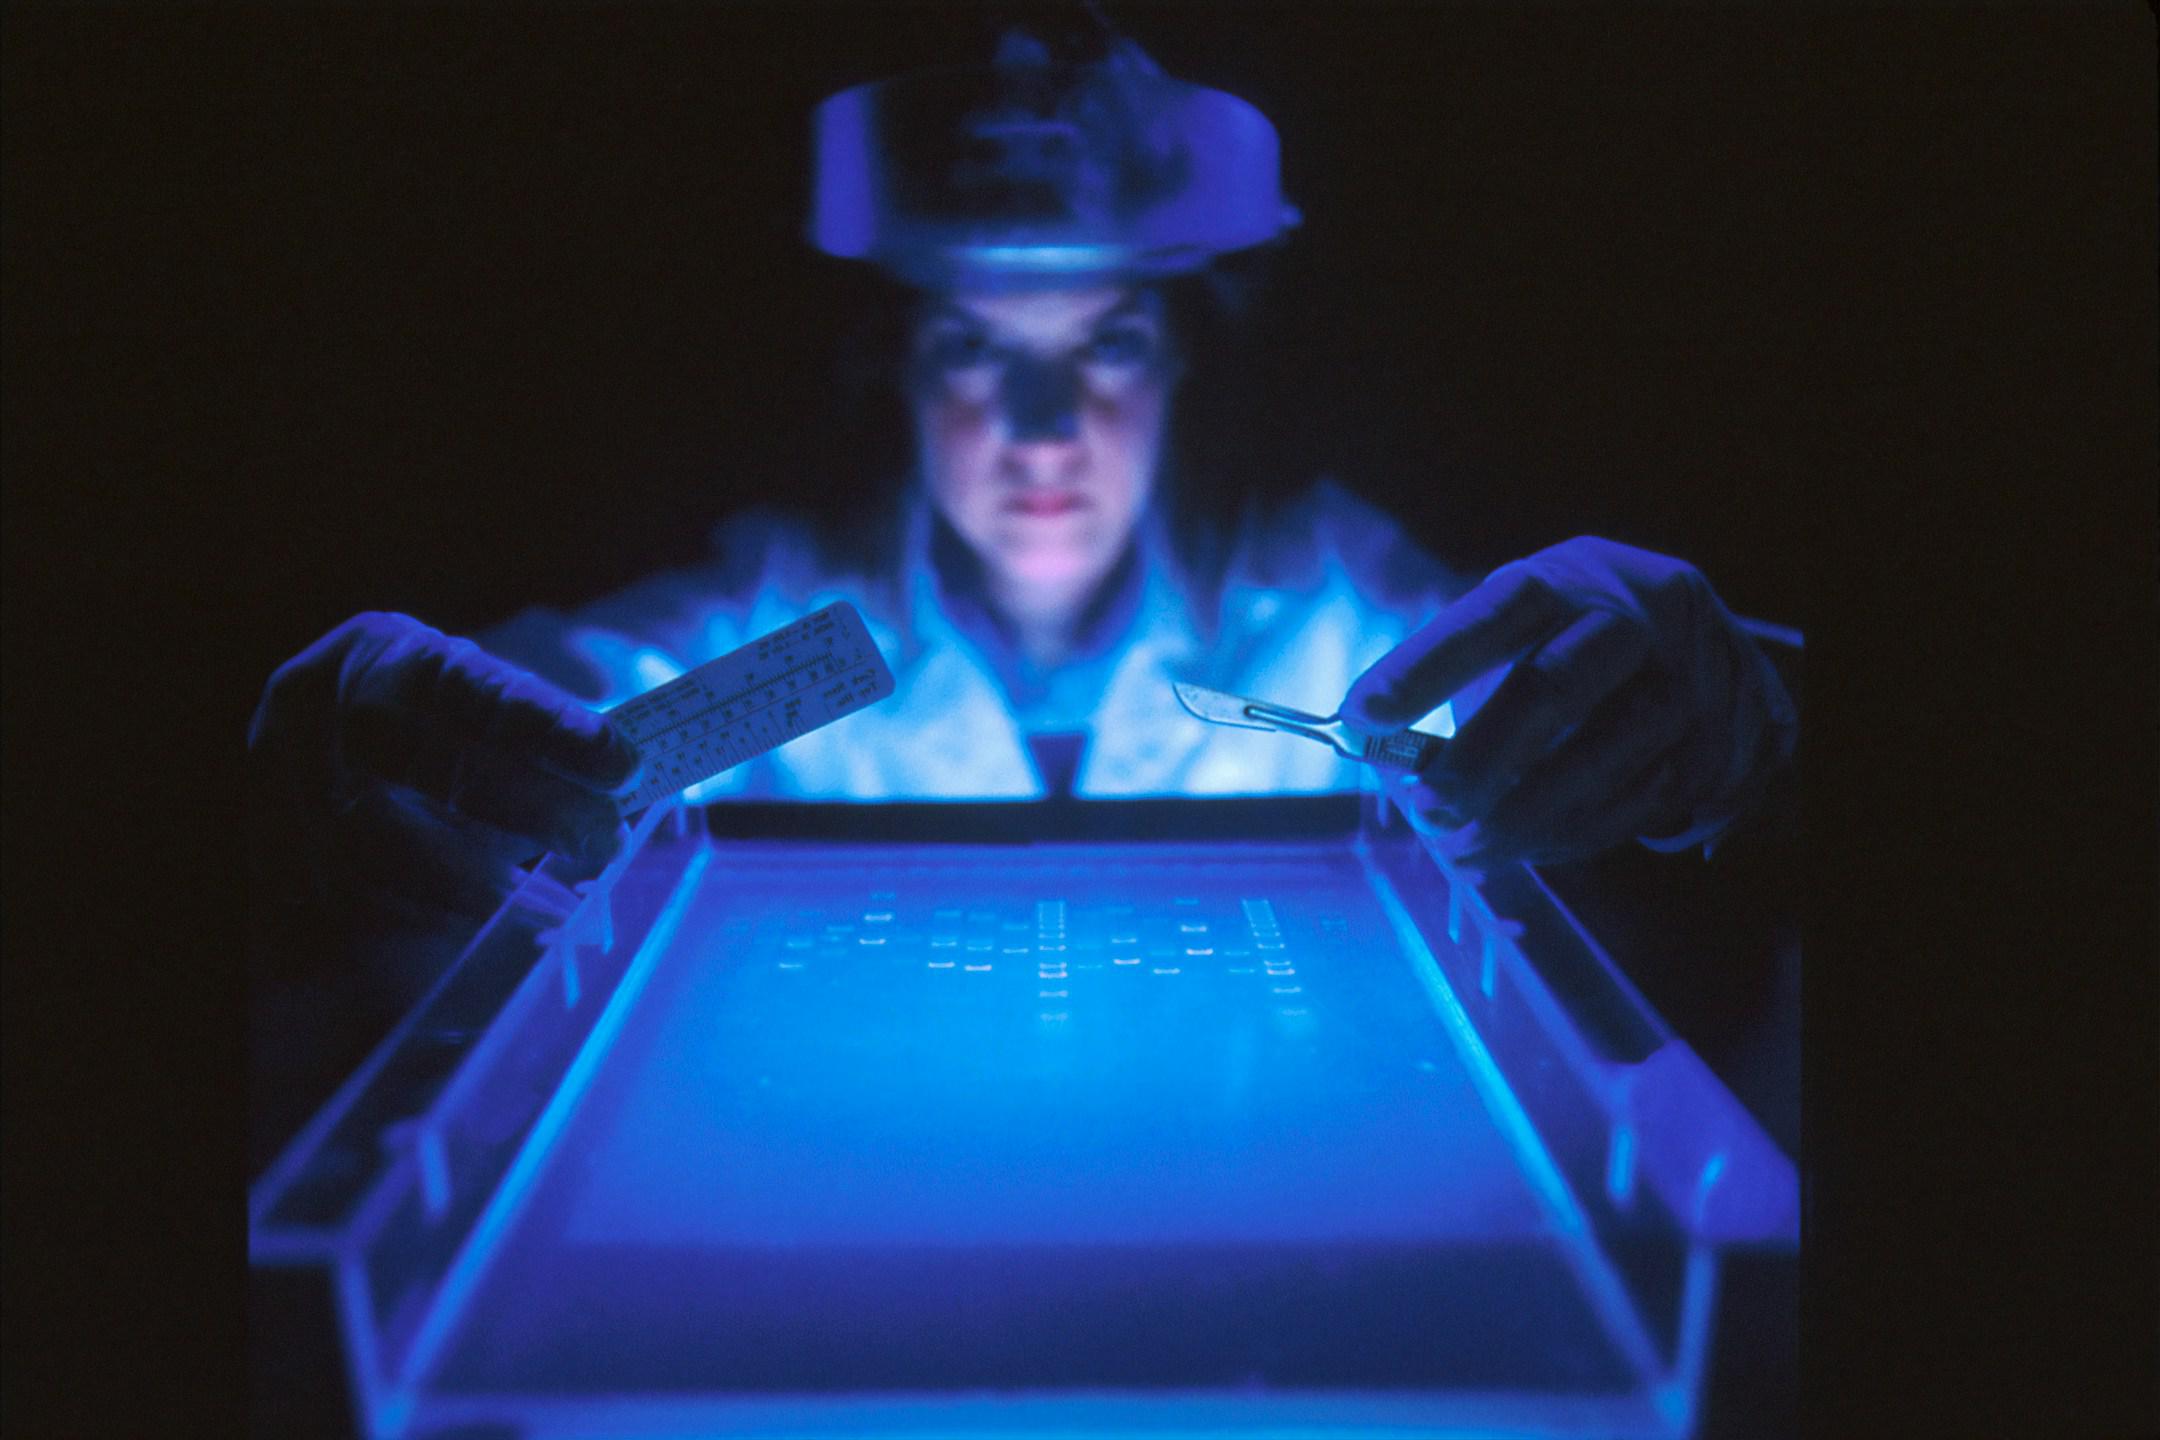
[607,601,895,811]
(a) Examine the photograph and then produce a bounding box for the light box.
[249,784,1796,1439]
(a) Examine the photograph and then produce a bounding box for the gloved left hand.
[248,612,643,935]
[1342,536,1796,866]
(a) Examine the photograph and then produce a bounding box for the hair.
[1150,244,1309,588]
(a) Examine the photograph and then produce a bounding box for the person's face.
[909,284,1179,603]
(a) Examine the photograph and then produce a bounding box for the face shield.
[806,33,1300,292]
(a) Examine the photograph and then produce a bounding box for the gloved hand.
[1343,537,1796,867]
[248,612,642,930]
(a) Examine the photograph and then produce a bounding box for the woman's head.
[808,254,1290,627]
[905,282,1181,614]
[802,24,1301,625]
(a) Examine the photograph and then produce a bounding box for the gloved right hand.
[248,612,642,929]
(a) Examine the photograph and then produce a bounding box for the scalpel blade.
[1172,682,1297,732]
[1173,681,1445,773]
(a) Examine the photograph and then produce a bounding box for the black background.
[4,4,2149,676]
[3,3,2156,1436]
[19,0,2102,660]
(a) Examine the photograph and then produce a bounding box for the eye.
[1083,324,1158,368]
[922,327,997,373]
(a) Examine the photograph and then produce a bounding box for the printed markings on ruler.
[606,601,895,810]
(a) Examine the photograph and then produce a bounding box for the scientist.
[248,30,1796,933]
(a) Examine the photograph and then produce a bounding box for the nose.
[999,355,1081,446]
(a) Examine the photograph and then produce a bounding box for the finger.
[1467,750,1682,869]
[1540,753,1685,865]
[1343,564,1569,730]
[1421,610,1651,823]
[347,633,641,794]
[1386,772,1465,837]
[436,746,628,874]
[467,663,643,793]
[1470,672,1693,861]
[338,708,626,870]
[1387,785,1493,881]
[328,781,531,924]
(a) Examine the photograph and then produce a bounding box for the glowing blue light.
[1605,1124,1638,1207]
[1693,1150,1730,1229]
[390,846,712,1407]
[955,243,1137,271]
[274,818,1797,1435]
[807,68,1299,288]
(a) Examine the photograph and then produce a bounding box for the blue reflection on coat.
[483,480,1487,802]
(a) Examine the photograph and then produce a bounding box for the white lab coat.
[483,479,1478,801]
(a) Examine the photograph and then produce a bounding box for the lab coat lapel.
[1074,525,1211,797]
[886,497,1042,798]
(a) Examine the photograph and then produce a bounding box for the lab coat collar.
[892,486,1209,797]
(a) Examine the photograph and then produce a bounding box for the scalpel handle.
[1360,728,1444,774]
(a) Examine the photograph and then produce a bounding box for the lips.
[1005,491,1089,517]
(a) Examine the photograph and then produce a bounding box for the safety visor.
[808,61,1300,291]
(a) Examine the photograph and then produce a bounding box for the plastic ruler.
[607,601,895,810]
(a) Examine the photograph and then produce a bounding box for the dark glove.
[1343,537,1796,866]
[248,612,642,930]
